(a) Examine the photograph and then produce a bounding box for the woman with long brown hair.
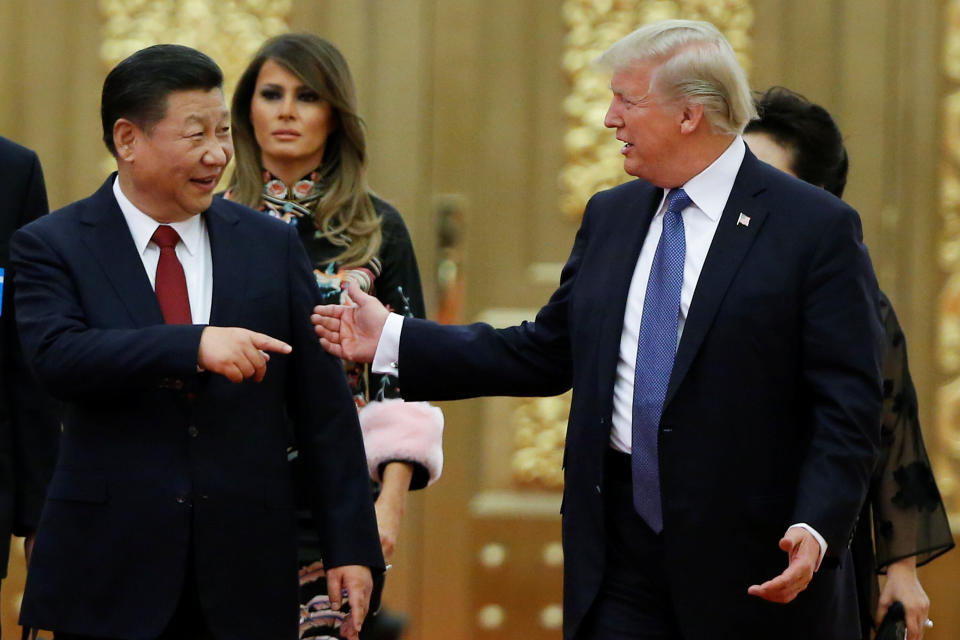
[227,33,443,640]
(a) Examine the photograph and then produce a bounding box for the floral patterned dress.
[225,175,439,639]
[851,291,954,636]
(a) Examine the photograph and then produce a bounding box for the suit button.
[188,425,199,438]
[176,495,187,504]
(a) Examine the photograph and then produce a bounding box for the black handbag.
[875,601,907,640]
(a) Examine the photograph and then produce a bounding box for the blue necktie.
[632,188,690,533]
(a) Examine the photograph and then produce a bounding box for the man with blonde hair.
[314,19,882,639]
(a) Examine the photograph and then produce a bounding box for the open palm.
[313,281,389,363]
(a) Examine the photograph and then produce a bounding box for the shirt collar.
[673,136,746,221]
[113,175,203,256]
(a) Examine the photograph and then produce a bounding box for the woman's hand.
[375,462,414,562]
[876,556,930,640]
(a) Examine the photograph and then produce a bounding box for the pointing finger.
[250,332,292,354]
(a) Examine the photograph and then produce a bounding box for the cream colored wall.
[1,1,956,639]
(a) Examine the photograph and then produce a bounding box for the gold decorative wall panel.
[560,0,754,220]
[937,0,960,515]
[100,0,290,99]
[512,394,570,489]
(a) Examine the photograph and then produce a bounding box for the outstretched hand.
[747,526,820,603]
[312,281,389,363]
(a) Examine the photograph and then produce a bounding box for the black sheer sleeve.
[871,292,954,571]
[368,197,427,402]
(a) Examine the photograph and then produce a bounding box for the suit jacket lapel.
[595,182,663,415]
[205,200,245,326]
[78,175,163,327]
[664,152,769,407]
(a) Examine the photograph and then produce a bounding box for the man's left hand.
[747,526,819,603]
[327,564,373,640]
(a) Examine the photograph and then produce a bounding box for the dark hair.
[101,44,223,156]
[744,87,848,198]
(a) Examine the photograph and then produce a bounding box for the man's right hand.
[197,327,292,383]
[312,281,388,363]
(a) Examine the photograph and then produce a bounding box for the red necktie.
[151,225,192,324]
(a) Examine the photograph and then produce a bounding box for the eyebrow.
[258,82,312,91]
[184,111,229,126]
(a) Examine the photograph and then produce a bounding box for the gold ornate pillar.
[100,0,290,89]
[937,0,960,522]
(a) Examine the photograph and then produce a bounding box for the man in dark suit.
[0,136,60,621]
[314,20,883,640]
[11,45,382,640]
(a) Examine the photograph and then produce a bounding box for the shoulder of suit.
[210,196,293,233]
[757,164,858,225]
[0,135,39,173]
[592,178,652,202]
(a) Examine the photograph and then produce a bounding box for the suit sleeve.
[396,206,592,401]
[6,152,60,535]
[10,223,205,401]
[792,206,884,552]
[284,225,384,571]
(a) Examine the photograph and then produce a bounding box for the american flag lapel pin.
[737,212,751,228]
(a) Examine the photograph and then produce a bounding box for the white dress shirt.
[113,177,213,324]
[609,137,743,454]
[372,137,827,563]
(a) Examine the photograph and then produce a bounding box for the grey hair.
[596,19,756,135]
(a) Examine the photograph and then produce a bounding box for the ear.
[113,118,139,162]
[678,101,705,135]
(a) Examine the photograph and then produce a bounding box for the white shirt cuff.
[790,523,827,570]
[371,312,404,375]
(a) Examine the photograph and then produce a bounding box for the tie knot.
[151,225,182,250]
[666,188,691,216]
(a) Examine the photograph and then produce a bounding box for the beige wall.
[1,1,956,639]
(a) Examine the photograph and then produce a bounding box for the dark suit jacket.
[11,176,383,639]
[395,150,883,639]
[0,136,59,579]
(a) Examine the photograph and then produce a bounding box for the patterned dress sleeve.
[871,292,954,571]
[359,198,442,490]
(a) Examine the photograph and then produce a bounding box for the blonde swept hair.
[597,20,757,135]
[229,33,381,267]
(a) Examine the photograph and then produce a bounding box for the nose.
[202,138,231,168]
[279,93,296,120]
[604,98,622,129]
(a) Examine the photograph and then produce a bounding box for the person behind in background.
[227,33,443,640]
[744,86,954,640]
[313,19,884,640]
[11,44,382,640]
[0,135,60,636]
